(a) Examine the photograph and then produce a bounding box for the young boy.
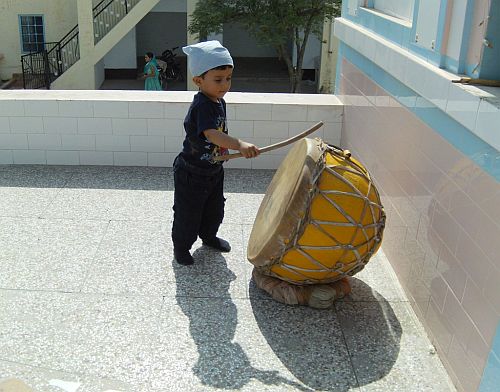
[172,40,260,265]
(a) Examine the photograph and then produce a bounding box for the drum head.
[247,138,324,266]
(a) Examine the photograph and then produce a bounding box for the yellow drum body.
[247,138,385,285]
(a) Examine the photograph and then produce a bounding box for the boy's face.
[193,67,233,101]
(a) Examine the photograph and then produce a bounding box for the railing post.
[125,1,128,14]
[21,58,26,89]
[43,50,51,89]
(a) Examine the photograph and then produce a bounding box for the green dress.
[144,59,162,91]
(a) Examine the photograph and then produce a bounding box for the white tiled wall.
[0,91,343,169]
[335,18,500,153]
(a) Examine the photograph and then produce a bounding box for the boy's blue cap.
[182,40,233,76]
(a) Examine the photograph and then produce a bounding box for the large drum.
[248,138,385,286]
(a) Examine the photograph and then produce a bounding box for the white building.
[335,1,499,391]
[0,0,327,91]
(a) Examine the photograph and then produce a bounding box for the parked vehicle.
[158,46,184,83]
[155,59,168,90]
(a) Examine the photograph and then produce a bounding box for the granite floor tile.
[0,290,163,388]
[336,301,454,392]
[0,218,108,291]
[0,359,134,392]
[0,188,63,218]
[149,297,359,392]
[0,165,456,391]
[0,165,73,188]
[40,188,173,221]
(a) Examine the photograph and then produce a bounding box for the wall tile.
[483,266,500,314]
[442,288,474,349]
[77,118,112,134]
[24,101,59,117]
[466,325,490,376]
[93,101,129,118]
[431,201,460,255]
[475,99,500,151]
[147,119,183,137]
[0,101,24,116]
[447,336,481,392]
[164,103,190,119]
[253,121,288,139]
[321,122,342,144]
[59,101,94,117]
[251,154,283,170]
[12,150,46,164]
[9,117,44,133]
[129,101,164,119]
[425,298,453,354]
[446,84,480,131]
[0,151,13,164]
[112,119,147,136]
[164,137,184,153]
[227,120,253,138]
[272,104,308,122]
[28,134,61,150]
[130,136,165,153]
[462,279,499,345]
[43,117,78,134]
[61,135,96,151]
[46,151,79,165]
[233,104,272,121]
[79,151,113,166]
[223,157,252,169]
[430,274,449,312]
[96,135,130,152]
[306,105,343,123]
[288,121,319,137]
[113,152,147,166]
[438,241,467,301]
[455,228,494,290]
[0,118,10,133]
[472,211,500,267]
[0,134,28,150]
[147,152,176,167]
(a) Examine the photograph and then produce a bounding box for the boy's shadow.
[172,247,314,391]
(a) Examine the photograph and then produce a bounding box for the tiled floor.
[0,165,456,391]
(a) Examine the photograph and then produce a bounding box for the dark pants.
[171,155,225,251]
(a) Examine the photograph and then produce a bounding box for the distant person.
[142,52,162,91]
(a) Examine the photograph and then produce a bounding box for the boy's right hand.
[238,141,260,158]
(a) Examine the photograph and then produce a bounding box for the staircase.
[21,0,159,89]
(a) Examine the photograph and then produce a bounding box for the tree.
[188,0,342,93]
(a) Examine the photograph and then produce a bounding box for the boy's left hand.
[238,141,260,158]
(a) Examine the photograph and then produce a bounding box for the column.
[318,18,338,94]
[186,0,198,90]
[77,0,96,89]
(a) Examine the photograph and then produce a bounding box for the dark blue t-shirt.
[181,92,229,169]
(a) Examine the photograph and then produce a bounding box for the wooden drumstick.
[212,121,324,161]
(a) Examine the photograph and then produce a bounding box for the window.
[371,0,415,22]
[19,15,45,53]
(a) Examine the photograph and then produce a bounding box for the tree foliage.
[188,0,341,92]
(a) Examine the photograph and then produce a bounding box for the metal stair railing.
[22,0,142,88]
[93,0,142,44]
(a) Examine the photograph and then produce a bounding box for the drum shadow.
[249,276,402,391]
[173,249,315,391]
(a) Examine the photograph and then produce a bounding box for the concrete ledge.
[0,91,343,168]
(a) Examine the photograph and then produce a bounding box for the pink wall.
[338,59,500,392]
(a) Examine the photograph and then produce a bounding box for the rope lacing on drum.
[268,143,386,285]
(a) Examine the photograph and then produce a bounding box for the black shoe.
[202,237,231,252]
[174,249,194,265]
